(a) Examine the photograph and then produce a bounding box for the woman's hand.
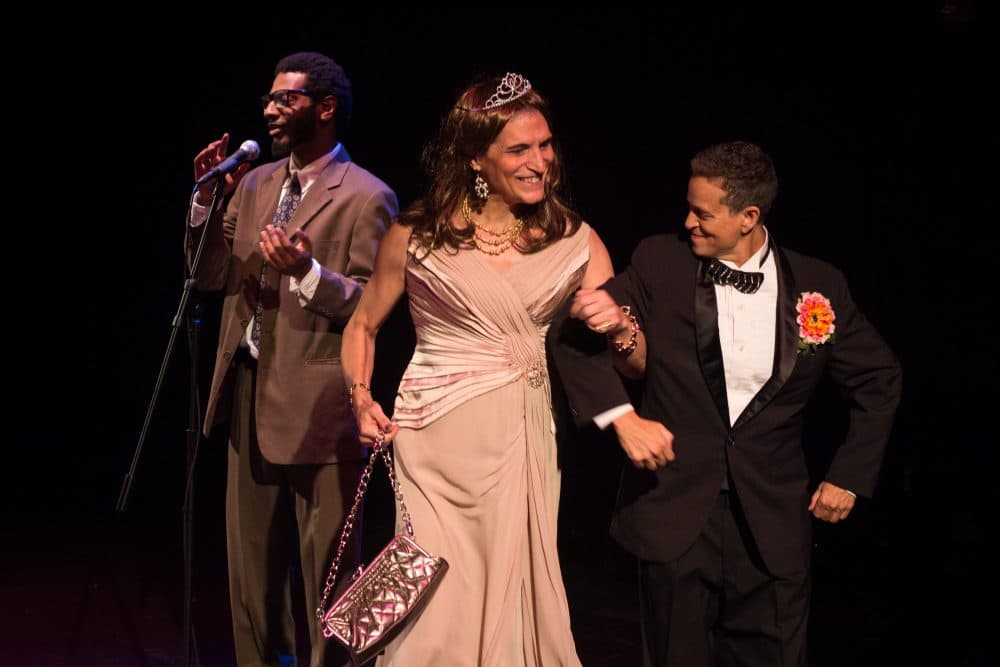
[570,288,628,336]
[352,395,399,445]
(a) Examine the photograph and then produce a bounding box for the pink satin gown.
[376,224,592,666]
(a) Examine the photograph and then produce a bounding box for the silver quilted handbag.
[316,433,448,666]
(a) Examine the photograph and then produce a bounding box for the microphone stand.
[182,298,203,667]
[117,177,224,667]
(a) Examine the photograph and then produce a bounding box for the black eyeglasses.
[260,88,313,109]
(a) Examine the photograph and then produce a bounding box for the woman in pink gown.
[341,73,624,666]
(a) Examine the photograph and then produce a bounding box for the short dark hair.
[690,141,778,221]
[274,51,352,130]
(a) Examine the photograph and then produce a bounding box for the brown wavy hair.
[400,74,581,253]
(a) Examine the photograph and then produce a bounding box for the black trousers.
[638,491,810,667]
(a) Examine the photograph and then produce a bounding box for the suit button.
[240,319,249,328]
[727,434,735,447]
[223,351,232,360]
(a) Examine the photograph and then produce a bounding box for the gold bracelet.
[347,382,371,402]
[609,306,639,355]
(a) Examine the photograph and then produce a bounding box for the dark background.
[7,4,992,665]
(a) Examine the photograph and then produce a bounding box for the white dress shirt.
[715,233,777,425]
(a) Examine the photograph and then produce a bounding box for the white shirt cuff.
[189,199,213,227]
[593,404,635,430]
[291,259,322,306]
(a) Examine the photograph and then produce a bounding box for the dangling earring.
[474,173,489,200]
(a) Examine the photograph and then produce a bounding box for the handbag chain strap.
[316,431,414,619]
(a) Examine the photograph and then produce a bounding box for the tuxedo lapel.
[732,243,799,429]
[695,260,731,427]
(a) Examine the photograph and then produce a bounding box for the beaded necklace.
[461,196,524,255]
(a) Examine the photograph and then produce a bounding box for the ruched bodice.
[393,224,591,428]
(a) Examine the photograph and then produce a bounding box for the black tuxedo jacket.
[548,234,901,576]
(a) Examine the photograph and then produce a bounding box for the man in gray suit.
[187,52,398,666]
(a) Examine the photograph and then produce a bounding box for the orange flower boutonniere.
[796,292,836,355]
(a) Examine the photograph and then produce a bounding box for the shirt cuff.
[291,258,322,305]
[189,196,223,227]
[593,404,635,430]
[189,200,211,227]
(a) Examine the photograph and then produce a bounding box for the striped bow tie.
[705,259,764,294]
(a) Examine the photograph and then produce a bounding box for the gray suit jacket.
[187,147,398,464]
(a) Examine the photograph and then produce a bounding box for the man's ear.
[319,95,337,122]
[741,205,761,233]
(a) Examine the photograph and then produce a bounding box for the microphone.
[195,140,261,185]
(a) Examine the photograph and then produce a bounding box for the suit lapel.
[285,146,351,239]
[695,259,731,427]
[732,242,799,429]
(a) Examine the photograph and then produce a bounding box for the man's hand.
[260,226,313,279]
[809,481,856,523]
[193,132,251,205]
[612,411,675,470]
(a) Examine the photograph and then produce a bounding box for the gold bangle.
[347,382,370,402]
[609,306,639,355]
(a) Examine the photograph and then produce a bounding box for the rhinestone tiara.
[470,72,532,111]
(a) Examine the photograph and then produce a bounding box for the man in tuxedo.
[549,141,901,666]
[187,52,398,666]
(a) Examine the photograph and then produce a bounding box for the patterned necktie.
[252,173,302,348]
[705,258,764,294]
